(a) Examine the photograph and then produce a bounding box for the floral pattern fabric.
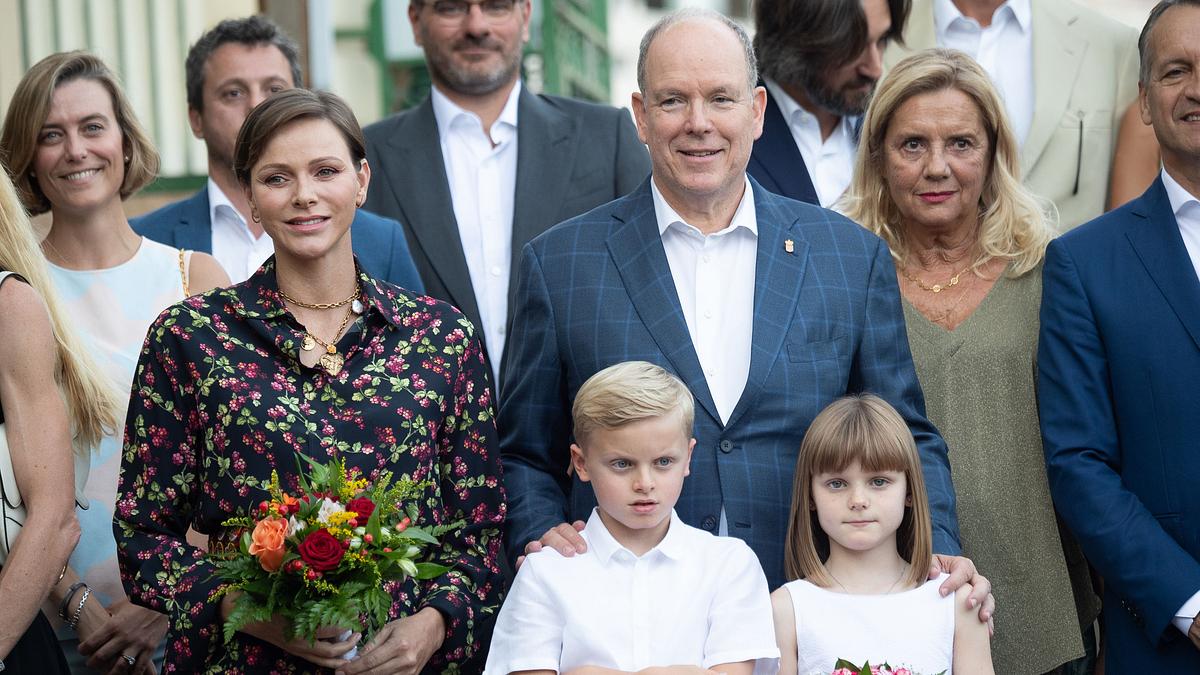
[114,258,505,673]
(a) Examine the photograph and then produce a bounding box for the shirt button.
[702,254,711,263]
[701,515,717,530]
[489,266,502,277]
[719,439,733,453]
[706,369,716,378]
[704,309,713,319]
[497,326,506,336]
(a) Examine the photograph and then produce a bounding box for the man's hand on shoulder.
[517,521,587,568]
[931,554,994,633]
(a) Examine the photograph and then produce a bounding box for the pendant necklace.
[827,563,909,595]
[281,283,363,376]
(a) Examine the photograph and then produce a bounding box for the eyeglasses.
[423,0,519,20]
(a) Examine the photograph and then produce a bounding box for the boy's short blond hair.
[572,361,694,445]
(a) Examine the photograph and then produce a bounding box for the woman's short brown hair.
[0,51,158,216]
[233,88,366,187]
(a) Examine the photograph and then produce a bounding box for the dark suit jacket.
[131,189,425,292]
[499,177,961,587]
[747,90,819,205]
[1039,178,1200,670]
[362,86,651,370]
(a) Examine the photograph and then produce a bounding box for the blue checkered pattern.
[499,177,960,587]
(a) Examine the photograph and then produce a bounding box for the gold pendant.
[319,351,344,376]
[302,335,316,351]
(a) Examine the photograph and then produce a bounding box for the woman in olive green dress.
[840,49,1100,675]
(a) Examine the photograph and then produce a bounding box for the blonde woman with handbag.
[0,163,118,671]
[0,51,229,674]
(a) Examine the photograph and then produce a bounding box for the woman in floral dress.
[114,89,505,674]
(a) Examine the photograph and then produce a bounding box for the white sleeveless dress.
[785,572,955,675]
[45,239,190,626]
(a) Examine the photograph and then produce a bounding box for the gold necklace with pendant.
[300,302,356,376]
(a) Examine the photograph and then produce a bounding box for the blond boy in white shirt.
[486,361,779,675]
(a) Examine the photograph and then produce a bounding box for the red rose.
[345,497,376,522]
[298,529,346,572]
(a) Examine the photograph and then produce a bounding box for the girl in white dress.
[772,395,992,675]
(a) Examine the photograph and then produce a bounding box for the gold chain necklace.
[278,285,359,310]
[901,263,972,293]
[827,563,909,595]
[299,302,356,376]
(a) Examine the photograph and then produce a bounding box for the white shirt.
[485,509,780,675]
[1142,168,1200,636]
[209,179,274,283]
[431,81,520,385]
[762,78,857,208]
[934,0,1034,146]
[653,177,756,425]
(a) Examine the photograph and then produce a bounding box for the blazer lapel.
[606,183,722,424]
[1022,2,1085,177]
[510,89,577,317]
[751,92,818,204]
[1125,179,1200,351]
[724,183,808,430]
[174,190,216,252]
[376,98,481,324]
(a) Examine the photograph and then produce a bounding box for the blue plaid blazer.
[498,177,960,586]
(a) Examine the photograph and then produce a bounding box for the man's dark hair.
[1139,0,1200,84]
[753,0,910,88]
[185,15,303,112]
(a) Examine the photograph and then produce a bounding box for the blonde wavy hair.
[0,51,159,216]
[0,169,119,452]
[840,48,1053,277]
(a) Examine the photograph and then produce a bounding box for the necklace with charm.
[286,283,363,376]
[300,302,357,376]
[827,562,909,595]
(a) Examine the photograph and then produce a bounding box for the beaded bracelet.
[66,586,91,630]
[58,581,86,621]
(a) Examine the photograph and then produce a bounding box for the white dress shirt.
[652,177,756,425]
[1147,167,1200,636]
[485,509,780,675]
[209,179,274,283]
[431,82,520,386]
[934,0,1034,146]
[762,78,857,208]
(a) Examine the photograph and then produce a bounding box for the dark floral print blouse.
[114,258,505,673]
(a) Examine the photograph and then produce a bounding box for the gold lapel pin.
[784,239,795,254]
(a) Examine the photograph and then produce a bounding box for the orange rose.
[248,517,287,572]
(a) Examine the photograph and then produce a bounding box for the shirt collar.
[207,178,245,226]
[934,0,1030,34]
[763,77,858,138]
[229,256,407,330]
[583,508,689,564]
[430,79,522,141]
[1161,168,1200,217]
[651,176,758,238]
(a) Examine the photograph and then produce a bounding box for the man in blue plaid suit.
[499,9,991,608]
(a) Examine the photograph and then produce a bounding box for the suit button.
[701,515,717,530]
[719,440,733,453]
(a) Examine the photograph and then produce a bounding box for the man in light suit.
[748,0,908,207]
[363,0,650,386]
[132,16,424,290]
[501,10,995,613]
[886,0,1140,230]
[1038,1,1200,669]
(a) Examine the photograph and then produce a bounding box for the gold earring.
[251,210,261,223]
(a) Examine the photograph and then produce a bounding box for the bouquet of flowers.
[212,455,456,647]
[832,660,946,675]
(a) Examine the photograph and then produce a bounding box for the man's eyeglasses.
[422,0,519,20]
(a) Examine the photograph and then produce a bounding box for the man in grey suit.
[363,0,650,386]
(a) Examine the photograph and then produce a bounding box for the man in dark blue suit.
[501,9,993,614]
[1038,1,1200,669]
[131,17,423,291]
[748,0,907,207]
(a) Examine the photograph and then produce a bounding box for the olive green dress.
[901,263,1100,674]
